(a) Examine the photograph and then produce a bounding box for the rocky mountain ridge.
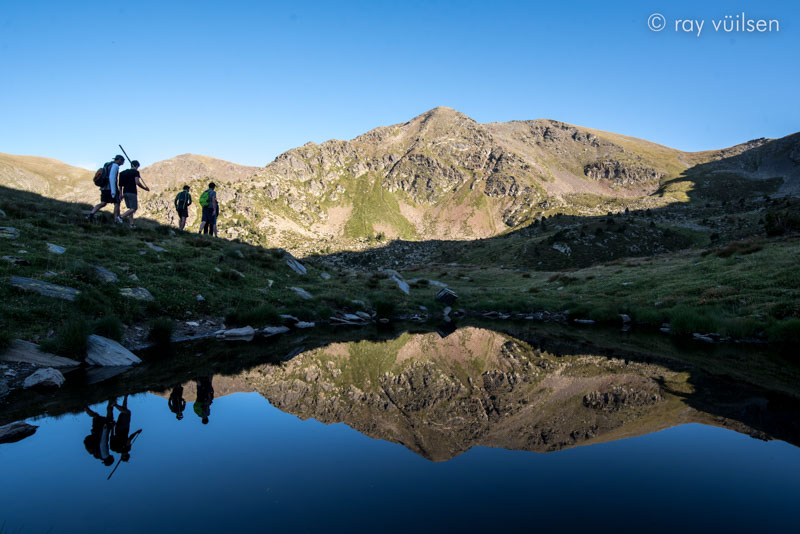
[3,108,798,254]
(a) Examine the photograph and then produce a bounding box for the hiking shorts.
[123,193,138,210]
[176,207,189,218]
[201,207,217,224]
[100,189,119,204]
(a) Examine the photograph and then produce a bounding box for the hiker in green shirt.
[174,185,192,230]
[198,183,218,236]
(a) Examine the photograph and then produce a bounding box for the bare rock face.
[584,160,665,188]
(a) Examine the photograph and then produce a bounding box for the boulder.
[1,340,80,368]
[129,273,139,281]
[92,265,118,283]
[46,243,66,255]
[693,333,715,343]
[86,335,142,366]
[219,326,255,340]
[9,276,80,301]
[120,287,155,301]
[286,257,307,275]
[620,314,632,324]
[145,242,167,252]
[0,380,8,399]
[390,274,410,295]
[320,272,331,280]
[23,367,65,389]
[0,227,20,239]
[295,321,315,329]
[574,319,596,325]
[261,326,290,337]
[0,422,38,444]
[291,287,313,300]
[435,288,458,306]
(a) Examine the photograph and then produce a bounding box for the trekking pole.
[118,144,149,191]
[106,431,142,481]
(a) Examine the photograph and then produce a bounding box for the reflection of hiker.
[168,384,186,420]
[87,155,124,223]
[193,376,214,424]
[84,400,116,466]
[118,160,150,228]
[110,395,142,462]
[174,186,192,231]
[197,182,218,236]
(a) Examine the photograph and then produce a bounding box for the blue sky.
[0,0,797,169]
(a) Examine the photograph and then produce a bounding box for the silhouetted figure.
[110,395,142,462]
[168,385,186,420]
[84,400,116,466]
[193,376,214,424]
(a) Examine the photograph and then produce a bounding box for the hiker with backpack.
[87,155,124,223]
[198,182,218,235]
[174,185,192,230]
[118,160,150,228]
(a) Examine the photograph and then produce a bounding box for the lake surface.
[2,326,799,532]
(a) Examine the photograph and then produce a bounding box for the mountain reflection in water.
[140,327,798,461]
[3,326,800,533]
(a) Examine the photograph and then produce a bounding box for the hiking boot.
[129,224,136,229]
[85,213,95,223]
[114,216,124,224]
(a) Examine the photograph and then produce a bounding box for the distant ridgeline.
[1,108,798,253]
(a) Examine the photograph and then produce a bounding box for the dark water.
[2,327,799,532]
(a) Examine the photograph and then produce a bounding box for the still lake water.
[1,327,799,532]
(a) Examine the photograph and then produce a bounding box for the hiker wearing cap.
[87,155,124,223]
[198,182,218,235]
[174,185,192,230]
[118,160,150,228]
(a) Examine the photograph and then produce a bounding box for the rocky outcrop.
[9,277,80,301]
[584,160,665,187]
[1,340,80,368]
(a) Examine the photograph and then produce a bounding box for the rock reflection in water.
[153,327,794,462]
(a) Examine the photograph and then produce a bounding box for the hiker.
[110,395,142,462]
[87,155,124,223]
[174,185,192,230]
[198,182,218,236]
[84,400,116,466]
[168,384,186,420]
[118,160,150,228]
[193,376,214,424]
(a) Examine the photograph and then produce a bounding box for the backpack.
[93,162,113,188]
[175,191,191,210]
[198,190,211,207]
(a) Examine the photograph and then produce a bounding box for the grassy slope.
[1,184,799,354]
